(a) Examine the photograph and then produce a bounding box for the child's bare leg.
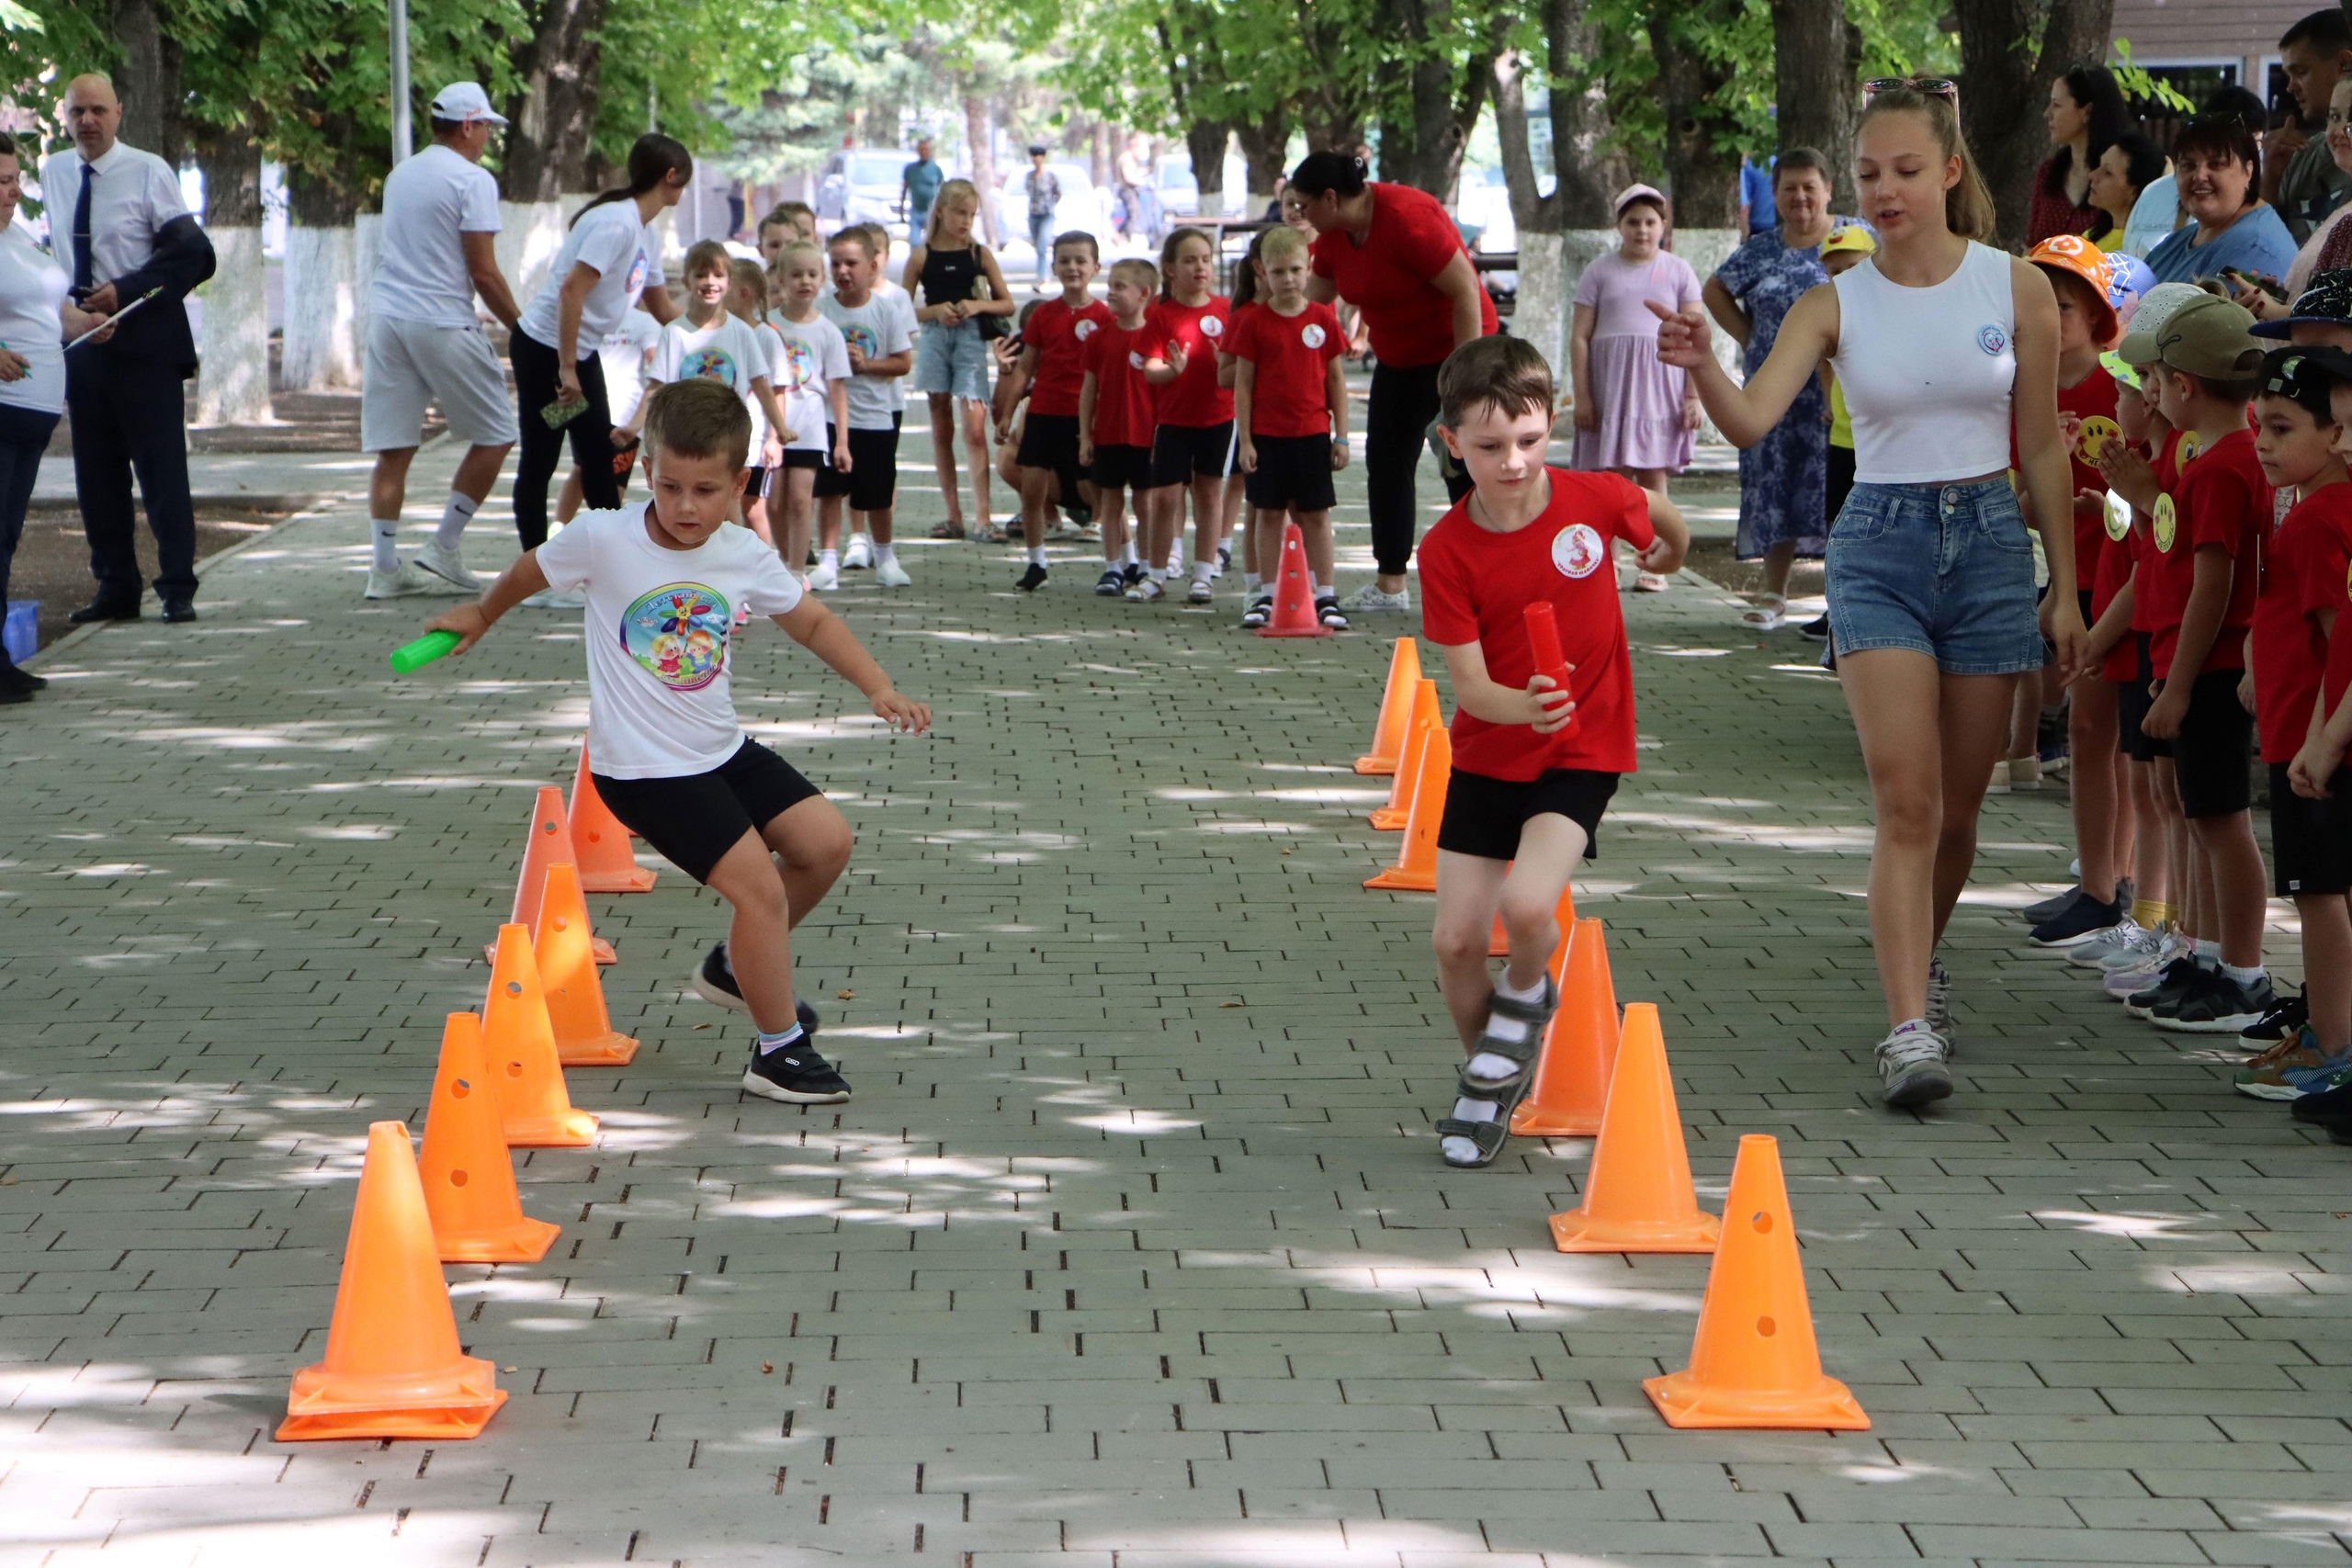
[557,467,585,525]
[781,468,816,570]
[2312,893,2352,1053]
[1019,467,1054,549]
[1433,852,1512,1051]
[1099,491,1129,564]
[995,439,1022,493]
[2108,739,2137,892]
[743,490,775,547]
[1222,474,1247,560]
[704,832,802,1036]
[960,399,992,525]
[927,392,964,525]
[2069,679,2122,900]
[1191,473,1222,562]
[2188,809,2266,969]
[819,495,843,553]
[759,794,854,932]
[1295,510,1336,592]
[1135,486,1171,571]
[868,504,896,548]
[2127,759,2167,909]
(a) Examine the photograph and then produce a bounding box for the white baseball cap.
[430,83,508,127]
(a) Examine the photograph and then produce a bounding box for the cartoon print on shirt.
[622,583,734,693]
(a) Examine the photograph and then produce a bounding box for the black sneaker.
[2143,964,2219,1024]
[2242,989,2308,1043]
[1316,595,1348,630]
[2023,886,2089,926]
[1217,544,1232,571]
[1798,613,1829,640]
[1094,568,1125,596]
[1122,561,1145,589]
[691,943,819,1035]
[741,1042,852,1104]
[2290,1078,2352,1131]
[2157,971,2278,1034]
[1016,562,1049,592]
[2030,893,2122,948]
[2125,957,2201,1020]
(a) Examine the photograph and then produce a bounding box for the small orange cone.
[494,787,614,966]
[536,861,640,1066]
[1645,1134,1871,1430]
[481,923,598,1148]
[570,745,657,893]
[1512,914,1617,1138]
[277,1122,506,1441]
[1364,725,1449,892]
[1256,522,1332,638]
[1353,638,1422,773]
[419,1013,561,1264]
[1548,1004,1720,1253]
[1370,682,1442,829]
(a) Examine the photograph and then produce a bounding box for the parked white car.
[1158,152,1250,219]
[993,162,1110,245]
[818,148,917,234]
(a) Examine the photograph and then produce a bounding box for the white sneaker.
[876,558,913,588]
[808,560,840,592]
[2096,924,2172,973]
[365,560,458,599]
[412,540,480,592]
[1985,760,2013,795]
[520,587,588,611]
[1340,582,1411,613]
[842,535,875,570]
[2065,919,2145,970]
[1875,1023,1953,1108]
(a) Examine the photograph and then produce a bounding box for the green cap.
[2117,292,2261,380]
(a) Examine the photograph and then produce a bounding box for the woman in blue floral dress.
[1704,151,1839,630]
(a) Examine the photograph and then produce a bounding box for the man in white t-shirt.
[424,379,931,1106]
[360,83,526,601]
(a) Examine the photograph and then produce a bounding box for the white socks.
[2222,961,2266,987]
[1243,571,1261,595]
[435,492,479,551]
[1029,546,1048,567]
[875,543,897,567]
[820,548,839,570]
[369,518,401,574]
[1120,541,1139,568]
[1190,559,1214,583]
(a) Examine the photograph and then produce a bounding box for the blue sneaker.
[2281,1049,2352,1098]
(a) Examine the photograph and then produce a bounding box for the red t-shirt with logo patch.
[1081,308,1167,447]
[1226,299,1346,438]
[2305,490,2352,717]
[1152,295,1235,428]
[1418,468,1655,779]
[2256,484,2352,762]
[1024,295,1116,418]
[2146,427,2267,679]
[1308,182,1498,367]
[2092,494,2138,683]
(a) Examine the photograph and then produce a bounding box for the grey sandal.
[1455,976,1558,1099]
[1435,1116,1512,1167]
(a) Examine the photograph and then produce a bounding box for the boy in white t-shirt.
[426,379,933,1105]
[765,241,854,582]
[630,241,794,543]
[813,225,919,588]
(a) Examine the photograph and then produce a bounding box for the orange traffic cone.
[1353,638,1422,774]
[1645,1134,1871,1430]
[1513,915,1617,1138]
[1548,1003,1720,1253]
[1364,725,1449,892]
[419,1013,561,1264]
[536,861,640,1066]
[481,923,598,1148]
[493,787,615,966]
[1370,682,1442,829]
[570,744,656,893]
[277,1122,507,1441]
[1256,522,1332,638]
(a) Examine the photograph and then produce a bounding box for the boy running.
[1418,335,1689,1168]
[425,379,932,1104]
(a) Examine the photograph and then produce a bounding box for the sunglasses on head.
[1863,76,1961,126]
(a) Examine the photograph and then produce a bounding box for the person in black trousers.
[42,75,215,624]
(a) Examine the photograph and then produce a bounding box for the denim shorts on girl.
[1824,476,2045,676]
[913,318,991,401]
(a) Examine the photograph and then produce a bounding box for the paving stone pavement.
[5,430,2352,1568]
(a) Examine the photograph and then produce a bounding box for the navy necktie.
[71,162,95,296]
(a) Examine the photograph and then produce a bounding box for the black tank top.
[920,243,983,308]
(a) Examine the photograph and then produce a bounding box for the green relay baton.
[389,630,462,674]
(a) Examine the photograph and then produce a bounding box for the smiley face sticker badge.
[2075,415,2120,466]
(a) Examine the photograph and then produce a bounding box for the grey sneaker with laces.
[1925,958,1956,1055]
[1876,1023,1953,1108]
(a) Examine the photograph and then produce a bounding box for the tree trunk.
[1956,0,2115,247]
[963,93,1000,247]
[1091,121,1112,190]
[1186,120,1232,217]
[107,0,185,166]
[1647,4,1744,228]
[1772,0,1860,212]
[194,122,269,426]
[502,0,608,203]
[283,168,364,393]
[1236,107,1292,209]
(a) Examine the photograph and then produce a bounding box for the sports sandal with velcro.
[1436,976,1559,1168]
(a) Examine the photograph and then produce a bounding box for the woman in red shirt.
[1288,152,1496,615]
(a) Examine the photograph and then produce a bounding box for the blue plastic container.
[2,600,33,664]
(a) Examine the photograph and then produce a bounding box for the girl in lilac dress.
[1570,186,1704,492]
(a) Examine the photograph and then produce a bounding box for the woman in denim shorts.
[904,178,1014,538]
[1657,83,2089,1110]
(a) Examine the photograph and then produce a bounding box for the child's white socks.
[1190,559,1214,584]
[1029,546,1048,568]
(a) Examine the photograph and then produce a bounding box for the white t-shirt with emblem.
[535,504,806,778]
[818,288,919,429]
[518,199,660,351]
[648,315,772,429]
[767,312,853,452]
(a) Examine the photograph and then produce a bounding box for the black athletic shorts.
[813,415,900,512]
[2117,634,2163,761]
[1150,421,1235,489]
[2270,762,2352,897]
[741,465,772,501]
[1244,432,1337,513]
[592,738,823,886]
[2166,666,2254,818]
[776,447,826,470]
[1091,442,1154,491]
[1435,766,1619,863]
[1016,412,1085,504]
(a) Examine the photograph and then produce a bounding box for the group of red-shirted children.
[2017,258,2352,1140]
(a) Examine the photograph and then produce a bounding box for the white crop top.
[1829,242,2016,485]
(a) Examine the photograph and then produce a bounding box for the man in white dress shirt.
[43,74,215,623]
[359,82,524,600]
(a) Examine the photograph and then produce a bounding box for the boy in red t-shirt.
[1415,336,1689,1168]
[2105,295,2274,1032]
[1079,257,1167,598]
[998,233,1111,592]
[1229,226,1351,630]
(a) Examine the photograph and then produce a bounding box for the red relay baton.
[1523,602,1577,736]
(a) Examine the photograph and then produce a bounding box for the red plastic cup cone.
[419,1013,561,1264]
[536,861,640,1066]
[1256,522,1332,637]
[277,1122,506,1441]
[1645,1134,1871,1430]
[1353,638,1422,773]
[571,744,657,893]
[481,923,598,1148]
[1548,1003,1720,1253]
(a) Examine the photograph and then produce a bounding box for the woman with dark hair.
[2030,64,2132,243]
[2085,131,2165,248]
[507,133,689,571]
[2143,113,2298,284]
[1286,150,1496,614]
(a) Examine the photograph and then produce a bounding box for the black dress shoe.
[68,597,139,624]
[0,679,28,705]
[0,658,43,692]
[161,594,197,624]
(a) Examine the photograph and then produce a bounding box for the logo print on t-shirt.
[1127,349,1146,369]
[2153,494,2177,553]
[621,582,732,693]
[1202,315,1224,339]
[841,322,879,360]
[1301,323,1327,349]
[1075,319,1099,340]
[1551,524,1604,579]
[2075,415,2120,465]
[780,335,817,390]
[680,347,739,386]
[2103,498,2130,542]
[625,253,650,294]
[1977,323,2008,356]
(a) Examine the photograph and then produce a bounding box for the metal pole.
[388,0,413,165]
